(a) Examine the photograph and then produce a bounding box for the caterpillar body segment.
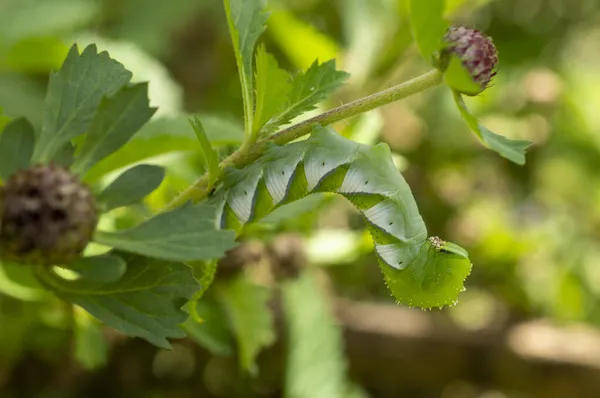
[210,125,472,308]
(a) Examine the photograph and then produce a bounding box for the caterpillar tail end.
[378,237,472,310]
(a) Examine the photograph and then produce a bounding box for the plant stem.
[271,69,443,145]
[163,69,443,211]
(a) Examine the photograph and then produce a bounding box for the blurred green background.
[2,0,600,397]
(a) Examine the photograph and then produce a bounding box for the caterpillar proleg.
[210,125,472,308]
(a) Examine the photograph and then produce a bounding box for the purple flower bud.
[443,25,498,94]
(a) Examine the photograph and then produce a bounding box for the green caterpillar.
[210,125,472,308]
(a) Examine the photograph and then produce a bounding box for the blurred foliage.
[2,0,600,397]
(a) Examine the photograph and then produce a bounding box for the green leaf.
[216,277,275,374]
[138,114,245,146]
[4,36,69,72]
[0,0,98,44]
[74,309,108,370]
[283,272,349,398]
[184,259,219,326]
[453,92,531,165]
[0,301,40,369]
[267,10,340,70]
[253,45,292,134]
[189,116,221,186]
[224,0,268,135]
[478,126,532,165]
[441,241,470,259]
[443,56,482,96]
[54,143,76,167]
[445,0,494,16]
[183,297,234,357]
[341,0,396,84]
[0,117,35,180]
[113,0,208,55]
[34,252,199,348]
[262,60,350,133]
[83,114,243,183]
[409,0,448,62]
[0,74,45,127]
[0,107,11,132]
[93,203,237,262]
[97,164,166,211]
[33,44,132,163]
[0,259,48,302]
[64,253,127,283]
[72,83,157,174]
[188,260,218,299]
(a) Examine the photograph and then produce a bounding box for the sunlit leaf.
[555,270,585,321]
[253,46,292,135]
[0,260,48,302]
[4,37,69,72]
[445,0,494,16]
[443,56,481,96]
[268,10,340,69]
[74,308,108,370]
[408,0,448,63]
[97,164,165,211]
[64,253,127,283]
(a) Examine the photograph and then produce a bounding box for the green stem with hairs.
[163,69,443,211]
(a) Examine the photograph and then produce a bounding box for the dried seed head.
[217,240,266,278]
[268,234,307,281]
[443,25,498,94]
[217,235,307,282]
[0,165,98,266]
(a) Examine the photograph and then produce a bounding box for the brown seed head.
[0,165,98,266]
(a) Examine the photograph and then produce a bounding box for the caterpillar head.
[379,237,472,309]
